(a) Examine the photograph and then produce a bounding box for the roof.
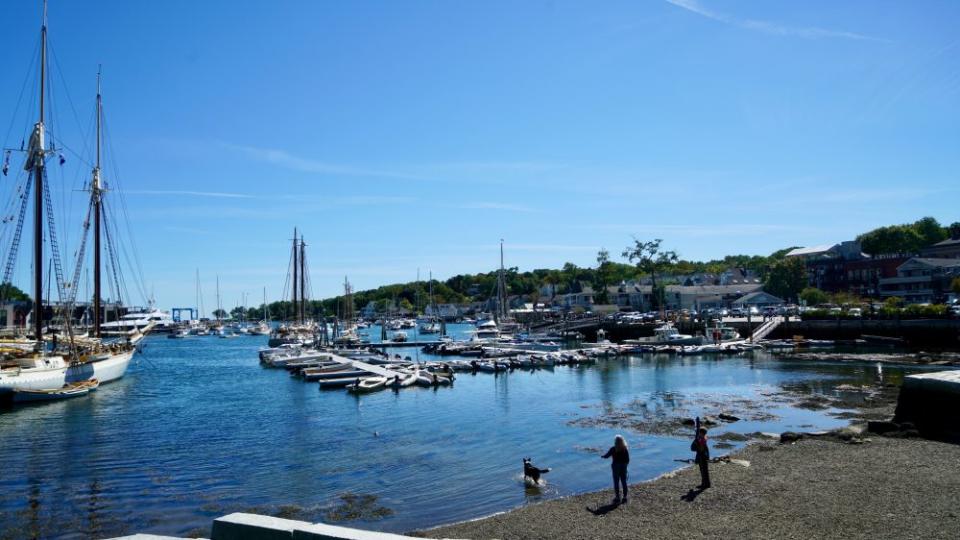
[608,283,762,295]
[785,244,835,257]
[733,291,785,304]
[930,237,960,247]
[901,257,960,269]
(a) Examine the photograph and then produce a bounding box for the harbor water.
[0,325,931,538]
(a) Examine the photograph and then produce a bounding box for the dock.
[326,353,406,378]
[366,340,444,348]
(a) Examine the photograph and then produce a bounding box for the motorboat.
[100,308,176,336]
[474,319,499,339]
[388,369,419,388]
[623,324,703,346]
[348,376,388,393]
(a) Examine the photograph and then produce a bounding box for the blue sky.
[1,0,958,312]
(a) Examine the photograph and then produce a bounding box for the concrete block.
[894,370,960,442]
[293,522,416,540]
[211,513,308,540]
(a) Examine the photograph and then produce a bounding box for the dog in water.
[523,457,551,484]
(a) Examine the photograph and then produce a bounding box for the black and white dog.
[523,457,551,484]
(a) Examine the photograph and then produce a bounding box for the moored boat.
[13,379,99,403]
[348,376,388,393]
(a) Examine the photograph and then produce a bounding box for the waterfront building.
[878,258,960,304]
[844,256,911,298]
[608,282,764,311]
[786,241,867,293]
[730,291,785,310]
[921,235,960,259]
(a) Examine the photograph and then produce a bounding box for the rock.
[681,418,696,426]
[701,416,719,427]
[718,413,741,422]
[867,421,900,434]
[780,431,803,443]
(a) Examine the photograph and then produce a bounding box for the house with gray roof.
[878,257,960,304]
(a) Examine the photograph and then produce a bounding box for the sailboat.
[248,287,271,335]
[1,4,133,395]
[268,229,315,347]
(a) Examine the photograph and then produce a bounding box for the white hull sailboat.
[65,349,135,385]
[0,356,69,393]
[1,5,136,396]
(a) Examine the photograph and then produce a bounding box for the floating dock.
[365,341,444,348]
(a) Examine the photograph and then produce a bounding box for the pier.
[365,340,444,348]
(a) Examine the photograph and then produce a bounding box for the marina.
[0,2,956,539]
[0,327,946,538]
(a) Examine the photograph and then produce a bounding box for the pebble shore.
[418,435,960,539]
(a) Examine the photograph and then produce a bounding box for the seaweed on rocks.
[324,493,395,522]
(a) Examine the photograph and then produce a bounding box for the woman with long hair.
[601,434,630,503]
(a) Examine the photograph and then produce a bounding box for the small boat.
[13,379,100,403]
[348,376,388,393]
[416,371,452,386]
[319,376,372,389]
[391,331,408,343]
[388,369,419,388]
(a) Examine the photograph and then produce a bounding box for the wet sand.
[418,435,960,539]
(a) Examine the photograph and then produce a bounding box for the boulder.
[780,431,803,443]
[867,421,900,435]
[718,413,740,422]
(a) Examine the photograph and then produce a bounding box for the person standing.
[601,435,630,503]
[691,427,711,488]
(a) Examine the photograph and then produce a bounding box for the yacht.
[100,308,175,336]
[475,319,500,339]
[624,324,703,346]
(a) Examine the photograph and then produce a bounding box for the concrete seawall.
[893,370,960,442]
[640,319,960,347]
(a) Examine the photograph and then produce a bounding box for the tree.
[622,238,678,310]
[951,277,960,295]
[212,308,227,319]
[883,296,903,309]
[0,283,30,302]
[800,287,829,307]
[764,257,807,303]
[857,217,947,256]
[594,248,611,304]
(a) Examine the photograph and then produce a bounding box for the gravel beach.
[418,436,960,539]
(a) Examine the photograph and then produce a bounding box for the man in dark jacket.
[691,427,711,488]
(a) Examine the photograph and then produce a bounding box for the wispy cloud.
[222,143,427,181]
[460,202,539,213]
[575,223,825,237]
[508,243,599,252]
[428,161,567,173]
[665,0,885,42]
[126,189,255,199]
[331,195,417,205]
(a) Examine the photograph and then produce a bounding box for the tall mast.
[291,228,298,323]
[92,67,103,337]
[32,1,48,342]
[215,275,221,322]
[497,239,507,321]
[299,237,306,323]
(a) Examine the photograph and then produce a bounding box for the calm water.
[0,325,932,538]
